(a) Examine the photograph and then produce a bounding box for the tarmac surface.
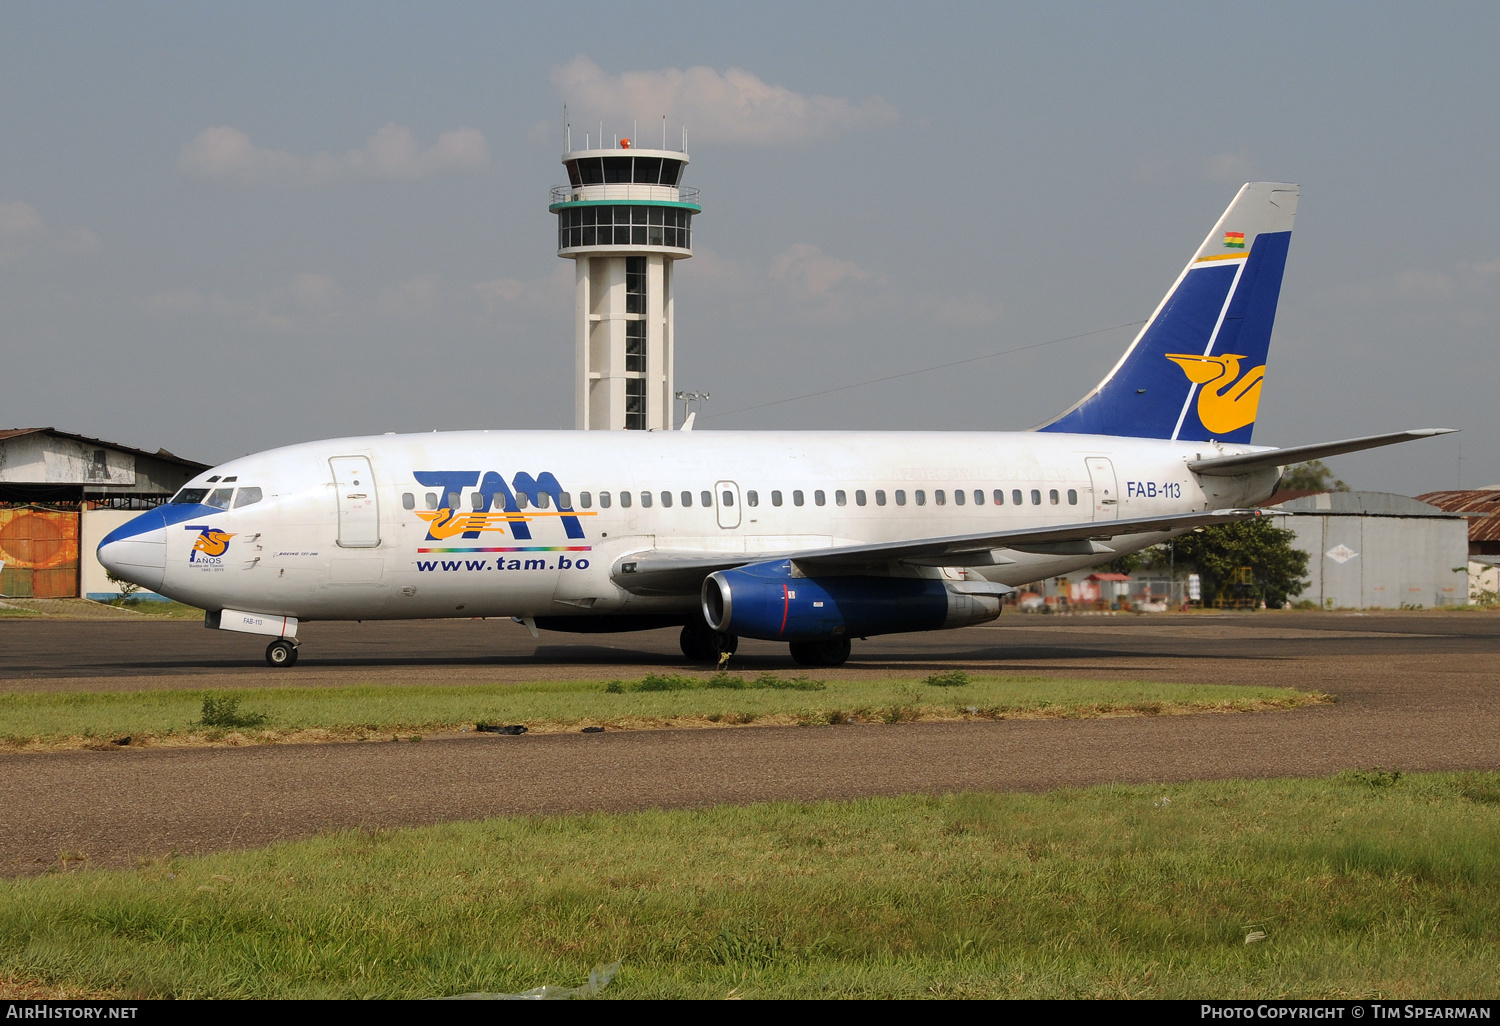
[2,612,1497,874]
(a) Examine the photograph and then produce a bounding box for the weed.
[705,673,745,690]
[634,674,696,692]
[924,670,971,687]
[753,673,825,691]
[197,695,268,729]
[1340,767,1403,788]
[605,680,625,694]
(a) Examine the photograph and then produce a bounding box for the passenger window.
[915,490,927,506]
[1030,489,1041,505]
[747,490,758,507]
[935,489,946,506]
[539,493,552,510]
[470,492,484,510]
[425,492,438,510]
[814,490,826,506]
[447,491,462,509]
[974,489,984,505]
[401,492,415,510]
[1068,488,1078,505]
[994,489,1005,505]
[641,491,653,508]
[682,491,693,507]
[835,489,846,506]
[620,491,632,508]
[793,490,805,507]
[954,489,965,506]
[205,488,233,510]
[234,487,263,509]
[855,489,866,506]
[875,489,886,506]
[701,490,713,507]
[515,492,529,510]
[580,491,593,509]
[661,491,672,507]
[1012,489,1023,505]
[600,491,612,508]
[1049,489,1060,505]
[559,492,571,509]
[895,490,906,506]
[722,490,734,507]
[772,490,783,507]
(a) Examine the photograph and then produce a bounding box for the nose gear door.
[330,456,380,547]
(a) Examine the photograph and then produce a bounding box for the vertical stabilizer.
[1038,182,1298,442]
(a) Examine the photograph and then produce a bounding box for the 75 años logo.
[185,525,235,564]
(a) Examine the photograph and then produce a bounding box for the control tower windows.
[626,257,646,313]
[565,156,685,187]
[558,206,693,250]
[625,377,646,430]
[625,322,646,372]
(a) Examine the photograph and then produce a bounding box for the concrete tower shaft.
[551,145,700,430]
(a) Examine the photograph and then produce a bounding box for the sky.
[2,1,1497,495]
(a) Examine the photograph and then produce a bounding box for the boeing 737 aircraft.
[99,183,1451,667]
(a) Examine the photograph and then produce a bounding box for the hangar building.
[0,427,207,599]
[1264,491,1468,609]
[1413,489,1500,600]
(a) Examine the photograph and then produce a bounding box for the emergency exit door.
[1085,457,1119,521]
[330,456,380,547]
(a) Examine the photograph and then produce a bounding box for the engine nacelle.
[701,559,1007,642]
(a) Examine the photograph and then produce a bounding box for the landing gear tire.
[680,622,729,663]
[789,637,851,667]
[265,639,299,668]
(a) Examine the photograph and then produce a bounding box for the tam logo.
[185,525,235,563]
[411,471,594,542]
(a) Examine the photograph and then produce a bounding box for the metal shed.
[1264,491,1469,609]
[0,427,208,599]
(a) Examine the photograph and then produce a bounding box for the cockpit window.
[205,488,234,510]
[171,488,210,505]
[233,487,263,508]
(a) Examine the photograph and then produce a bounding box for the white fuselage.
[104,429,1278,623]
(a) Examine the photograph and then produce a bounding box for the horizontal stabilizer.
[613,507,1264,595]
[1187,429,1456,477]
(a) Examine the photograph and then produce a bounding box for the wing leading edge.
[611,507,1264,596]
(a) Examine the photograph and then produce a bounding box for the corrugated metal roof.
[1268,490,1453,516]
[0,427,207,470]
[1416,490,1500,543]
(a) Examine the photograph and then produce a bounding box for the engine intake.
[701,560,1007,642]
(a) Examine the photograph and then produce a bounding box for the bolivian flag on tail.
[1223,231,1246,249]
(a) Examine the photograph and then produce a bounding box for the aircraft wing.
[611,507,1263,595]
[1187,428,1455,477]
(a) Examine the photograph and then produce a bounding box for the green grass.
[3,772,1499,998]
[0,675,1326,748]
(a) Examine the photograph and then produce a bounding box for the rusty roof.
[1416,490,1500,542]
[0,427,208,469]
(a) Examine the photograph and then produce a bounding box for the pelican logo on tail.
[1164,354,1265,435]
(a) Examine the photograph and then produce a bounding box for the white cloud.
[177,123,491,187]
[0,200,101,265]
[378,273,443,318]
[769,243,873,295]
[140,272,344,331]
[552,56,897,146]
[1203,149,1258,184]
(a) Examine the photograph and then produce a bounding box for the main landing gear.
[680,621,737,664]
[789,638,851,667]
[265,638,300,667]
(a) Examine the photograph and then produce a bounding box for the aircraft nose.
[97,508,168,592]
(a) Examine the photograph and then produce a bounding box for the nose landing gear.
[265,638,300,667]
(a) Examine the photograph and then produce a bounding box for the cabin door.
[1085,457,1120,521]
[330,456,381,547]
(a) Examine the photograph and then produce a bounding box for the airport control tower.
[551,137,700,430]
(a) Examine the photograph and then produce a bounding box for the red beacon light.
[620,138,631,149]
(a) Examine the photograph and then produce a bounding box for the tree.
[1170,519,1309,606]
[1281,459,1349,493]
[104,569,142,604]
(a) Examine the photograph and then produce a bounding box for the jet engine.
[701,559,1007,642]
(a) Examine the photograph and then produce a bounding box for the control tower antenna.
[551,125,701,430]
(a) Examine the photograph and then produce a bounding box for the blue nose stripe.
[99,503,222,548]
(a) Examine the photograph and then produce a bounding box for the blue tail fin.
[1038,182,1298,443]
